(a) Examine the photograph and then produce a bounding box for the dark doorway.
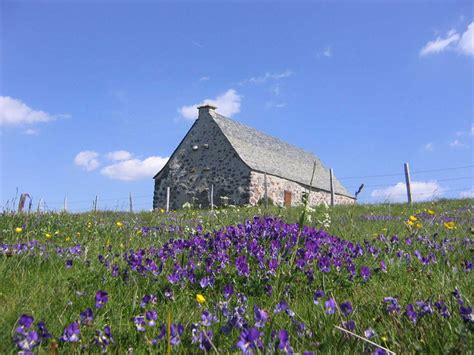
[284,190,292,207]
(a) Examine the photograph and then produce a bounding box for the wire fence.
[4,164,473,213]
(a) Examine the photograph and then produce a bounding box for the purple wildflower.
[360,266,371,281]
[236,255,250,277]
[133,316,146,331]
[236,328,262,354]
[416,301,433,316]
[342,319,356,331]
[94,325,114,352]
[15,330,39,352]
[66,259,73,268]
[380,260,387,272]
[364,328,375,339]
[201,310,217,327]
[151,324,167,345]
[80,308,94,325]
[406,304,417,324]
[95,290,108,309]
[223,284,234,299]
[340,301,353,316]
[274,301,289,314]
[18,314,34,329]
[140,294,157,308]
[434,301,450,318]
[278,330,293,354]
[146,310,158,326]
[460,306,473,323]
[313,290,325,305]
[164,288,174,300]
[383,297,401,315]
[37,321,51,340]
[253,305,269,328]
[170,323,184,345]
[325,298,337,314]
[318,257,331,273]
[60,322,80,342]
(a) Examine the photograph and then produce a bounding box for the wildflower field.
[1,199,473,354]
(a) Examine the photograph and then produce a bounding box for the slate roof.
[212,112,353,197]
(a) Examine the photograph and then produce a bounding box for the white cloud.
[323,47,332,57]
[74,151,101,171]
[178,89,241,120]
[22,128,40,136]
[371,181,445,203]
[0,96,54,126]
[240,70,293,85]
[265,101,287,109]
[449,139,468,148]
[420,22,474,56]
[106,150,132,161]
[421,142,434,152]
[420,31,460,56]
[101,156,169,181]
[458,22,474,55]
[460,188,474,198]
[199,76,210,82]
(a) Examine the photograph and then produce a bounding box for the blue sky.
[1,0,473,211]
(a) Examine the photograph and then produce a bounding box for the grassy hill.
[1,198,473,353]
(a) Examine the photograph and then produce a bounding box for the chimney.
[197,104,217,118]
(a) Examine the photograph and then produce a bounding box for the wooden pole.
[264,172,268,209]
[404,162,412,204]
[63,197,68,212]
[166,187,170,212]
[329,168,335,207]
[94,195,98,212]
[210,184,214,210]
[129,192,133,213]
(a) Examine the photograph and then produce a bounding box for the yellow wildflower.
[160,208,165,213]
[196,294,206,304]
[45,233,52,239]
[116,221,123,227]
[427,209,435,215]
[65,237,71,242]
[409,215,417,222]
[444,221,456,230]
[381,336,388,342]
[407,220,415,226]
[15,227,23,233]
[415,223,422,229]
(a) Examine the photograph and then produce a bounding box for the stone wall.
[153,112,251,210]
[249,171,355,207]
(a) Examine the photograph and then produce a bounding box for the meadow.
[0,199,473,354]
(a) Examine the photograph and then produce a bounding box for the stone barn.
[153,105,355,210]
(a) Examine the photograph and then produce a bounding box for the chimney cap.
[197,104,217,111]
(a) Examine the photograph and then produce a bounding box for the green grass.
[0,198,473,353]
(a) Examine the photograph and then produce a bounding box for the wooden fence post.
[37,198,42,213]
[264,172,268,209]
[404,162,412,204]
[166,187,170,212]
[329,168,335,207]
[129,192,133,213]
